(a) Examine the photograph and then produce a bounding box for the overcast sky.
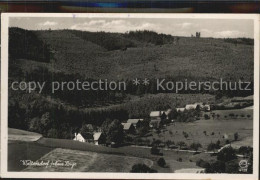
[9,17,254,38]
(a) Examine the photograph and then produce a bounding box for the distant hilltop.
[9,27,254,81]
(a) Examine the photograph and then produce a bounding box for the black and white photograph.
[0,13,259,179]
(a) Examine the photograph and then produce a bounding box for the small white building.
[185,104,199,110]
[176,108,185,112]
[93,132,105,145]
[127,119,143,128]
[73,133,87,142]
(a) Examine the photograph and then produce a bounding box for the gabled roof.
[176,108,185,112]
[93,132,102,141]
[121,123,133,130]
[78,132,93,140]
[165,109,172,115]
[127,119,143,124]
[150,111,161,117]
[185,104,198,110]
[150,119,161,122]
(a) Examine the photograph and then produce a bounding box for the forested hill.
[9,27,254,81]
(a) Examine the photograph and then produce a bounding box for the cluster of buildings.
[73,103,212,145]
[176,103,211,112]
[73,131,106,145]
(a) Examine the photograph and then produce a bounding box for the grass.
[36,137,203,172]
[23,148,153,172]
[211,109,253,119]
[8,128,42,142]
[8,141,53,171]
[147,118,253,149]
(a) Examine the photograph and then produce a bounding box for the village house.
[176,107,185,112]
[149,111,165,128]
[93,132,106,145]
[185,104,200,110]
[121,122,135,134]
[127,119,143,128]
[74,131,105,145]
[73,132,93,143]
[73,132,87,142]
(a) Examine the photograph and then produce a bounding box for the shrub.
[225,160,239,173]
[217,146,237,162]
[151,146,160,155]
[204,114,210,120]
[196,159,210,168]
[130,163,157,173]
[206,161,225,173]
[177,157,182,162]
[157,158,166,167]
[234,132,239,141]
[225,140,230,144]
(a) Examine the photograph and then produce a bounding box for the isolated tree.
[157,158,166,167]
[204,114,210,120]
[207,142,217,153]
[177,141,186,149]
[234,132,239,141]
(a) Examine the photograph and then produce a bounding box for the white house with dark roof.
[121,122,135,133]
[93,132,105,145]
[176,108,185,112]
[185,104,199,110]
[127,119,143,128]
[73,133,87,142]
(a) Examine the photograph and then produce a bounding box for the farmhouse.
[127,119,143,128]
[185,104,199,110]
[176,108,185,112]
[165,109,172,119]
[150,110,171,120]
[121,123,135,134]
[149,111,164,128]
[73,132,93,143]
[93,132,106,145]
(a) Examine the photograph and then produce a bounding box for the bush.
[204,114,210,120]
[225,160,239,173]
[157,158,166,167]
[206,160,225,173]
[217,146,237,162]
[177,157,182,162]
[151,146,160,155]
[196,159,210,168]
[130,163,157,173]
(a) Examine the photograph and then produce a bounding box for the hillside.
[9,28,254,81]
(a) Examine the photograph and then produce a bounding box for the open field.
[8,128,42,142]
[8,141,53,171]
[9,137,202,172]
[23,148,153,172]
[148,118,253,149]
